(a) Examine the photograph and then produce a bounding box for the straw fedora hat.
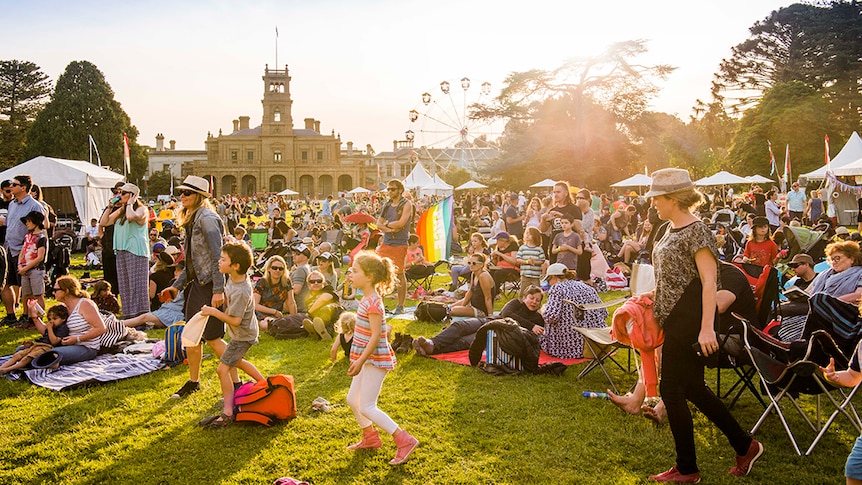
[176,176,211,198]
[644,168,695,198]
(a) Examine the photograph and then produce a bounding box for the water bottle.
[582,391,609,400]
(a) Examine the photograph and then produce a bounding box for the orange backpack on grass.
[234,375,297,426]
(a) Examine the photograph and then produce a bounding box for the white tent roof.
[347,186,371,194]
[831,157,862,176]
[745,175,773,183]
[803,132,862,180]
[277,188,299,196]
[0,156,124,229]
[695,171,751,186]
[402,162,434,189]
[611,173,652,187]
[530,178,557,188]
[425,174,453,190]
[455,180,487,190]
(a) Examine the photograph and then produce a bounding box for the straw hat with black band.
[175,175,211,198]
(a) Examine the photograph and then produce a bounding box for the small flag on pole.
[123,133,131,177]
[784,144,791,184]
[825,134,831,171]
[767,140,776,176]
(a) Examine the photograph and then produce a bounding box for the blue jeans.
[431,318,488,354]
[54,345,98,365]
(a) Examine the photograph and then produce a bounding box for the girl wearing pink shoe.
[345,251,418,465]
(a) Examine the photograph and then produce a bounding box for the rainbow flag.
[416,196,454,262]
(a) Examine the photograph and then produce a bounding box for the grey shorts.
[20,269,45,296]
[220,339,254,367]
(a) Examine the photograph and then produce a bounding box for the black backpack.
[414,302,449,323]
[266,315,310,339]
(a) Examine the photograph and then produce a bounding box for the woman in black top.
[500,285,545,335]
[450,253,494,317]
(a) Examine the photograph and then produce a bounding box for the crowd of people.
[7,166,862,478]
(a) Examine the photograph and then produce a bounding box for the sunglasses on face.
[52,287,62,293]
[788,263,803,268]
[178,190,196,197]
[270,266,285,271]
[121,191,132,196]
[468,261,482,266]
[9,183,21,187]
[387,187,399,192]
[308,279,323,284]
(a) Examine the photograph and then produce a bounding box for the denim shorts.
[847,435,862,480]
[220,339,254,367]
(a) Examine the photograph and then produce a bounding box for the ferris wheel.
[405,77,503,172]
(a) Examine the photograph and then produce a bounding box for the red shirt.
[743,239,778,267]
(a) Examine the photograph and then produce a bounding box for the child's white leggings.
[346,364,398,434]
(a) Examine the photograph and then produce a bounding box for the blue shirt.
[6,195,47,256]
[786,189,806,212]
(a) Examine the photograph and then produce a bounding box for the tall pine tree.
[0,60,51,167]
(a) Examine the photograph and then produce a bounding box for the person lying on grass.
[0,304,69,374]
[197,242,265,428]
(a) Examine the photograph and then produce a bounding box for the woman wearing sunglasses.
[254,255,296,322]
[450,253,495,318]
[302,270,343,340]
[100,182,149,319]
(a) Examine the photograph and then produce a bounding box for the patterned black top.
[652,221,720,325]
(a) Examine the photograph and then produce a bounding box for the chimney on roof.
[239,116,250,130]
[156,133,164,151]
[169,140,176,150]
[367,144,374,156]
[315,120,321,133]
[394,140,398,151]
[304,118,315,130]
[347,141,354,156]
[232,119,239,132]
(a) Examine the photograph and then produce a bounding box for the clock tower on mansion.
[182,65,369,198]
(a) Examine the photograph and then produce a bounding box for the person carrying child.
[330,312,356,362]
[198,242,265,428]
[345,251,418,465]
[0,304,69,373]
[17,211,48,325]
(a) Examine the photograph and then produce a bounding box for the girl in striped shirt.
[345,251,419,465]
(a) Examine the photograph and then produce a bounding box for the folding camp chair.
[711,263,780,408]
[565,299,637,394]
[406,260,448,291]
[737,314,862,455]
[321,229,344,257]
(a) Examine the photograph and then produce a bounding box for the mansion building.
[147,65,497,197]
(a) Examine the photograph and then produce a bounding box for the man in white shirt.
[85,218,99,246]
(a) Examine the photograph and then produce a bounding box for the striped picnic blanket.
[3,353,165,391]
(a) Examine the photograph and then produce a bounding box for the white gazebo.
[611,173,652,187]
[745,175,773,184]
[402,162,434,189]
[695,171,751,186]
[421,174,453,197]
[455,180,487,190]
[347,186,371,194]
[277,188,299,196]
[802,132,862,180]
[530,178,557,188]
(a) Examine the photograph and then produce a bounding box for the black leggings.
[661,280,752,474]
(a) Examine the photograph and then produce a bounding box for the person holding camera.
[100,183,149,319]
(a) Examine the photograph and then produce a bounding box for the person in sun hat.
[100,182,150,320]
[160,175,235,400]
[644,168,762,482]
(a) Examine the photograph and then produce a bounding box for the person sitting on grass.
[449,253,495,318]
[91,280,120,315]
[254,255,297,324]
[301,270,342,340]
[0,304,69,374]
[412,285,545,356]
[123,289,186,330]
[197,242,265,428]
[331,312,356,362]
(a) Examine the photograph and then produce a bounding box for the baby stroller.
[708,222,743,262]
[45,233,72,289]
[782,225,830,265]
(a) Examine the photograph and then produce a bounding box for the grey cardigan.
[172,207,226,294]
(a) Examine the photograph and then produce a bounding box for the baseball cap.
[837,226,850,236]
[493,231,510,240]
[542,263,569,282]
[789,254,814,267]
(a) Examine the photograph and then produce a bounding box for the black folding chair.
[738,315,862,455]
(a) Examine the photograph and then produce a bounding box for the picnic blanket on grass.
[3,353,165,391]
[430,349,587,366]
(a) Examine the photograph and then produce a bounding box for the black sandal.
[199,413,234,428]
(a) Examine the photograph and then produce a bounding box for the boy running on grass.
[198,242,264,428]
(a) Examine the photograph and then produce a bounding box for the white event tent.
[0,156,123,231]
[745,175,773,184]
[611,173,652,187]
[695,171,751,186]
[277,188,299,196]
[802,132,862,180]
[422,174,454,197]
[530,178,557,188]
[455,180,487,190]
[402,162,434,190]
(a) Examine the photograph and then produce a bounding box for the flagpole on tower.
[275,26,279,69]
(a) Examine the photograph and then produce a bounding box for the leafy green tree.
[25,60,146,179]
[473,40,674,189]
[727,81,833,177]
[146,170,174,197]
[0,60,51,167]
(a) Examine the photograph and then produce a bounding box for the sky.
[3,0,796,155]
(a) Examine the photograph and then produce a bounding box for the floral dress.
[541,279,608,358]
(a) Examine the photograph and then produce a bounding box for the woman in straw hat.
[160,176,244,399]
[100,183,150,319]
[644,168,762,482]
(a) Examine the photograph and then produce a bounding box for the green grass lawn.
[0,266,856,484]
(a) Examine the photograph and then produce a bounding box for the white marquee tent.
[611,173,652,187]
[455,180,487,190]
[0,156,124,231]
[402,162,434,189]
[422,174,454,197]
[695,171,751,186]
[802,132,862,180]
